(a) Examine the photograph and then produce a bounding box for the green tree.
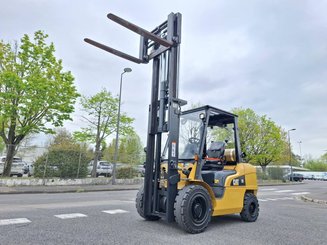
[232,108,285,172]
[119,131,143,165]
[320,153,327,164]
[305,159,327,171]
[104,132,143,165]
[0,137,4,154]
[73,88,134,177]
[105,139,116,162]
[34,128,90,178]
[0,31,79,176]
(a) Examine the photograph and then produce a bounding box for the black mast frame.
[85,12,185,222]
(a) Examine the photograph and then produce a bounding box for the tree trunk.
[261,165,267,173]
[3,144,16,176]
[91,141,101,178]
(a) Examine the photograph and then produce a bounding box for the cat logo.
[232,179,239,186]
[231,176,246,186]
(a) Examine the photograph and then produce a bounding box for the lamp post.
[112,67,132,185]
[288,128,296,181]
[298,141,302,167]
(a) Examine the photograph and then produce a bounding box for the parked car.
[88,160,112,177]
[23,162,29,174]
[0,156,24,177]
[135,164,145,176]
[26,163,34,177]
[283,173,304,182]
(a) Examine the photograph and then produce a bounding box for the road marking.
[291,192,310,195]
[266,198,279,201]
[102,209,129,214]
[0,218,31,226]
[260,188,277,191]
[118,200,135,203]
[277,197,293,200]
[258,199,268,202]
[54,213,87,219]
[275,190,294,193]
[259,197,294,202]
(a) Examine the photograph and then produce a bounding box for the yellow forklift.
[85,12,259,233]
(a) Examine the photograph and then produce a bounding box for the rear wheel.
[174,185,212,234]
[240,192,259,222]
[135,186,160,221]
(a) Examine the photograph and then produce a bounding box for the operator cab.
[178,105,241,165]
[178,106,241,197]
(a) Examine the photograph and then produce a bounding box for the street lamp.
[112,67,132,185]
[288,128,296,181]
[298,141,302,167]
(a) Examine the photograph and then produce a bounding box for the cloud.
[1,0,326,158]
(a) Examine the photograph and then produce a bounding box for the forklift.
[85,12,259,233]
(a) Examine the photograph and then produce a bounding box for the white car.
[88,160,112,177]
[0,156,25,177]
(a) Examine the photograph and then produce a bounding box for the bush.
[34,148,89,178]
[267,167,284,180]
[116,166,138,179]
[256,170,269,180]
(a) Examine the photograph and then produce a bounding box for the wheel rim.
[190,195,208,225]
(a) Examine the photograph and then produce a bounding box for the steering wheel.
[188,137,200,144]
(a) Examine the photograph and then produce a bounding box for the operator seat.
[202,141,225,171]
[201,144,237,198]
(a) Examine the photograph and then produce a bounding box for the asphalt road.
[0,181,326,245]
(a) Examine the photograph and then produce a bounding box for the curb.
[299,195,327,205]
[0,186,141,195]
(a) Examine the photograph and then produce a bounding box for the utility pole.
[112,68,132,185]
[288,129,296,181]
[298,141,302,167]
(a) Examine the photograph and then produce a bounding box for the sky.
[1,0,327,158]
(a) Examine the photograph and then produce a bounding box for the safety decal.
[171,141,176,157]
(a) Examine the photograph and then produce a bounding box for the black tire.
[240,192,259,222]
[135,186,161,221]
[17,174,23,177]
[174,185,212,234]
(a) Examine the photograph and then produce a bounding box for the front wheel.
[240,192,259,222]
[174,185,212,234]
[135,186,160,221]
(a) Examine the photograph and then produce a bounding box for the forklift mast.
[84,13,185,222]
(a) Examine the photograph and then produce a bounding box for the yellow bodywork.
[160,158,258,217]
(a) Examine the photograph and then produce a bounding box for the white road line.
[275,190,294,193]
[266,198,279,201]
[258,197,295,202]
[278,197,294,200]
[291,192,310,195]
[118,200,135,203]
[102,209,129,214]
[260,188,277,191]
[54,213,87,219]
[0,218,31,226]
